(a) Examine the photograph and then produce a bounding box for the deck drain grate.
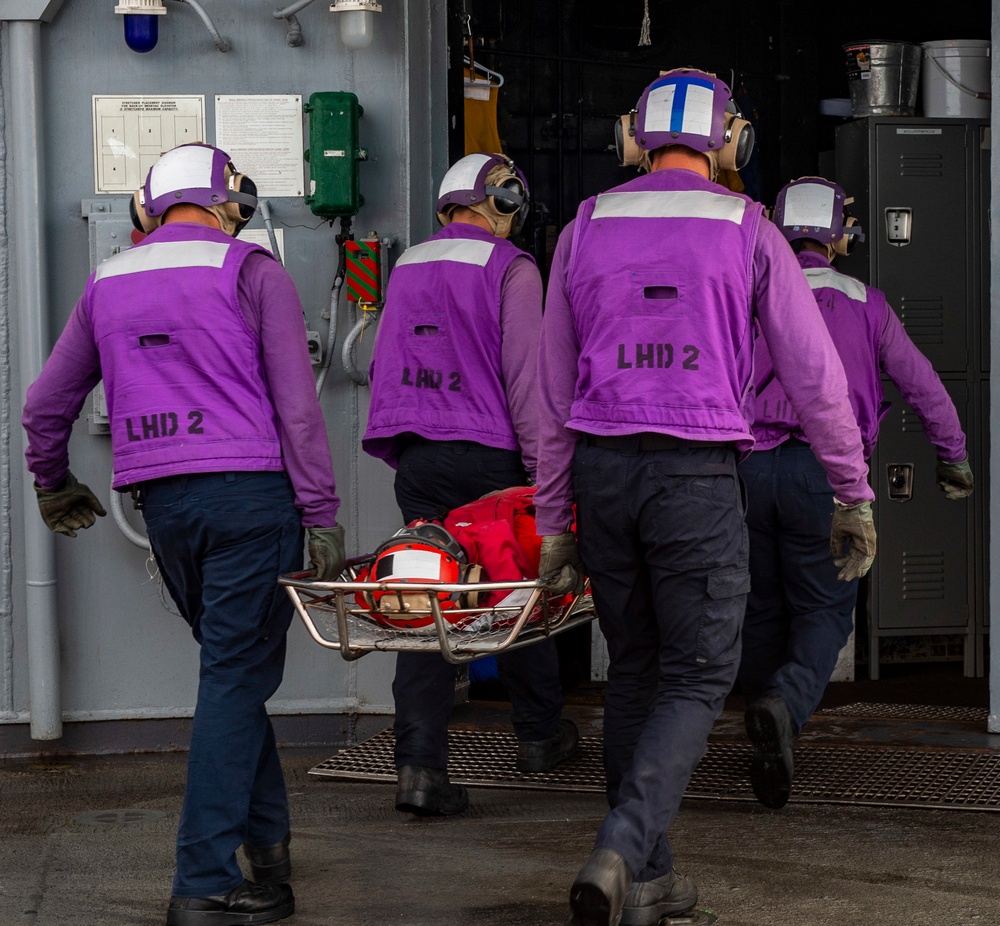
[816,702,989,723]
[311,728,1000,811]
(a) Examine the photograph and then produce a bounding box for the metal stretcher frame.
[280,568,596,665]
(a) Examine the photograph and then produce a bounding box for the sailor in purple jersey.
[535,71,876,926]
[739,176,973,810]
[363,152,577,819]
[22,144,343,926]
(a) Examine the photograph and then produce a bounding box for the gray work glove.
[538,531,584,596]
[830,499,877,582]
[307,525,346,581]
[33,472,107,538]
[936,457,974,499]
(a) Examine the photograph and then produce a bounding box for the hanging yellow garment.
[464,68,503,154]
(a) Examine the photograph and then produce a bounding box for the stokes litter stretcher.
[280,486,596,664]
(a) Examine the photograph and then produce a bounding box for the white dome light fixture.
[330,0,382,51]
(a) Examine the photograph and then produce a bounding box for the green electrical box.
[303,91,366,218]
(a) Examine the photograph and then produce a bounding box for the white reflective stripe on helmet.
[377,548,443,581]
[438,153,494,198]
[803,266,868,302]
[95,240,231,282]
[592,190,746,224]
[148,145,216,200]
[394,237,496,268]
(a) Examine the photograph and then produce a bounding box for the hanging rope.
[638,0,651,46]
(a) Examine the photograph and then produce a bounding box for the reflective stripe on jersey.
[95,240,231,281]
[804,266,867,301]
[394,237,496,268]
[591,189,747,224]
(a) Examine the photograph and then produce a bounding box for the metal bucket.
[844,40,922,117]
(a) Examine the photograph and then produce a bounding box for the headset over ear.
[833,212,865,257]
[225,169,258,236]
[615,111,642,167]
[129,188,157,234]
[485,157,527,216]
[718,111,755,172]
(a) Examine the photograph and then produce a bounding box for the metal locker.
[835,116,988,679]
[869,380,976,677]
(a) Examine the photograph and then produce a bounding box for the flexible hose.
[315,220,353,397]
[341,310,378,386]
[315,274,343,398]
[109,478,151,550]
[273,0,319,46]
[170,0,232,52]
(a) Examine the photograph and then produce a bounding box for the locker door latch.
[885,207,912,247]
[886,463,914,502]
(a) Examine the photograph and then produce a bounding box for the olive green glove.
[830,499,877,582]
[538,531,584,596]
[307,525,346,581]
[936,457,974,500]
[33,472,107,538]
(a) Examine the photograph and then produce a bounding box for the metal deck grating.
[311,726,1000,811]
[816,702,989,723]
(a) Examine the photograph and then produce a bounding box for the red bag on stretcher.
[353,486,577,631]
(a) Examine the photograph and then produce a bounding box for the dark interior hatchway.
[448,0,991,277]
[449,0,993,702]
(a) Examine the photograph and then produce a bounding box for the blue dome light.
[123,14,158,53]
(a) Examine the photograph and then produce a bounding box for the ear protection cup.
[226,173,258,237]
[130,190,159,234]
[834,214,864,256]
[615,112,644,167]
[459,563,484,609]
[484,157,529,235]
[486,175,524,215]
[485,157,526,216]
[718,114,755,172]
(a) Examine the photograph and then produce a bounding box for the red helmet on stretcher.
[355,522,481,630]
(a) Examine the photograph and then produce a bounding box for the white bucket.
[921,39,991,118]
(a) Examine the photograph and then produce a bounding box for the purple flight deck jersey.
[752,250,966,462]
[363,222,542,473]
[23,222,339,527]
[535,168,873,535]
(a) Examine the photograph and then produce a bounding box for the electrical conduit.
[9,20,61,740]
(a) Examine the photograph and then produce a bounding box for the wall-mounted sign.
[215,94,305,198]
[93,95,206,194]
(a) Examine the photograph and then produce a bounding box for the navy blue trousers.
[141,472,304,897]
[391,439,564,769]
[574,439,748,882]
[737,444,858,734]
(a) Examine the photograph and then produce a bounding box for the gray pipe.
[9,21,61,740]
[273,0,318,17]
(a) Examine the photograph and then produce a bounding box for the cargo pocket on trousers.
[695,568,751,666]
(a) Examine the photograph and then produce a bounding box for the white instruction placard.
[215,95,304,198]
[240,228,285,261]
[93,95,206,194]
